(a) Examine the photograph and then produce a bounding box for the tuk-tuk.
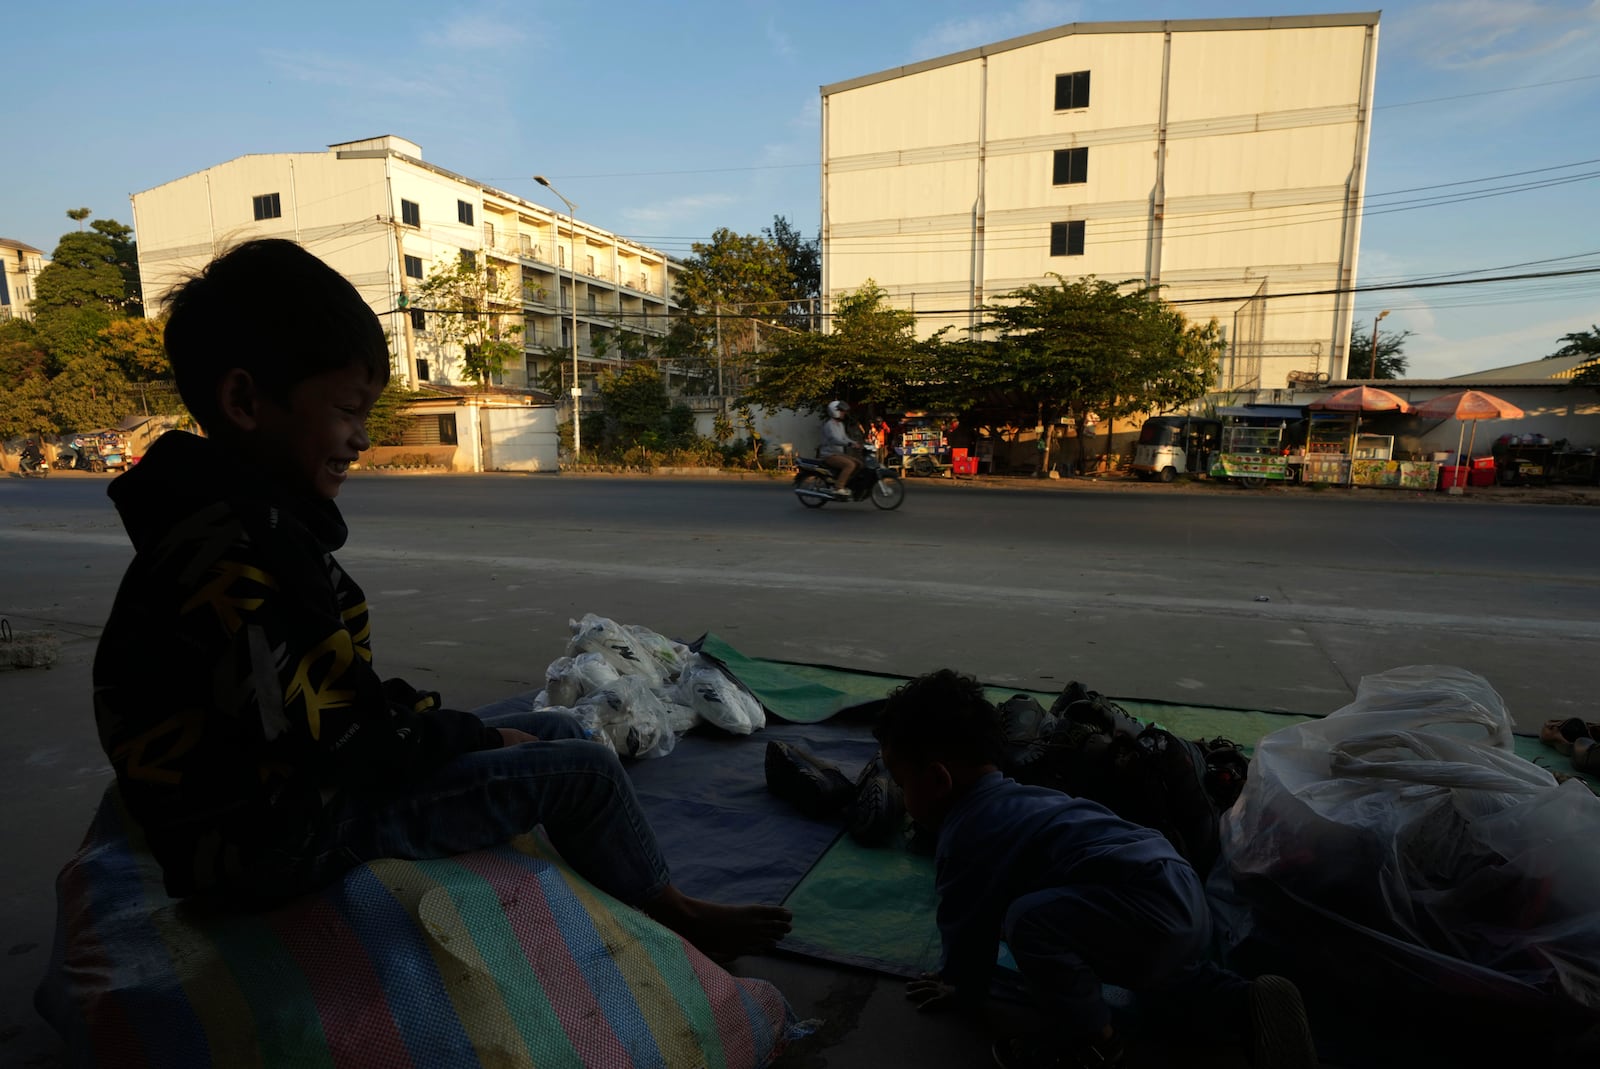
[1132,416,1222,482]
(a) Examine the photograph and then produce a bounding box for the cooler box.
[1439,466,1469,489]
[953,456,979,475]
[1470,456,1496,470]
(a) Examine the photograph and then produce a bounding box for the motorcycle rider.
[819,400,862,499]
[18,437,45,474]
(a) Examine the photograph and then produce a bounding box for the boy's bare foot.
[642,885,793,960]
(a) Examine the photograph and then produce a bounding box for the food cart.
[891,411,951,477]
[1209,406,1301,488]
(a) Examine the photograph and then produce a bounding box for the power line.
[1376,72,1600,110]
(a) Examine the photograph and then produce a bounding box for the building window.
[561,321,570,347]
[460,249,476,269]
[1053,147,1088,185]
[458,200,474,225]
[415,357,430,381]
[588,292,597,313]
[1050,221,1086,257]
[486,267,498,290]
[410,308,426,331]
[252,193,282,220]
[586,254,596,275]
[484,221,495,247]
[404,254,423,279]
[437,414,458,445]
[401,199,421,227]
[1054,70,1091,110]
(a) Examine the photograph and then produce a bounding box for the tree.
[66,207,91,229]
[964,275,1223,470]
[49,352,133,432]
[31,229,129,361]
[1547,325,1600,359]
[673,228,795,395]
[764,215,820,329]
[91,218,143,316]
[0,319,49,383]
[414,255,524,386]
[364,381,425,447]
[0,371,54,441]
[94,317,182,416]
[1346,325,1412,379]
[745,281,928,414]
[596,363,673,446]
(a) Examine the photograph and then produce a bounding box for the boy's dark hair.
[873,669,1005,767]
[164,239,390,431]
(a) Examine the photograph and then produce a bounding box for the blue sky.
[8,1,1598,377]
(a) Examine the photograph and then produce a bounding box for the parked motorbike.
[793,453,905,510]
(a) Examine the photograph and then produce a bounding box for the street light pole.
[534,175,582,459]
[1367,308,1391,379]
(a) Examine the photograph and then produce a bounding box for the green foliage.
[1347,326,1412,379]
[673,228,796,393]
[596,363,672,444]
[964,275,1225,468]
[49,352,133,432]
[666,403,696,440]
[0,319,49,382]
[0,373,53,440]
[32,229,130,360]
[94,316,168,381]
[764,215,820,329]
[1549,325,1600,359]
[745,280,928,415]
[414,256,524,385]
[90,218,143,316]
[365,381,426,447]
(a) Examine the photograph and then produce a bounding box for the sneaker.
[830,487,852,500]
[764,741,855,819]
[991,1031,1125,1069]
[847,750,907,846]
[1247,975,1317,1069]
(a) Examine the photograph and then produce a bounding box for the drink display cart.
[891,411,951,478]
[1209,405,1301,487]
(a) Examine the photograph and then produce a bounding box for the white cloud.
[425,4,531,52]
[766,16,796,59]
[261,50,446,100]
[623,192,736,226]
[912,0,1084,60]
[1387,0,1600,69]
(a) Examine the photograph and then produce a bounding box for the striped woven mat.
[37,787,796,1068]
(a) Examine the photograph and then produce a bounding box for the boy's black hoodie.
[94,431,500,899]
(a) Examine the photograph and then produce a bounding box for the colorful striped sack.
[37,787,798,1068]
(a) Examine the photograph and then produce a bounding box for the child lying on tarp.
[874,669,1315,1069]
[91,238,789,961]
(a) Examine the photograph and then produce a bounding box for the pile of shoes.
[1539,717,1600,775]
[999,682,1249,876]
[764,741,934,852]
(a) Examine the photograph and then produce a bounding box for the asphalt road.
[2,471,1597,1066]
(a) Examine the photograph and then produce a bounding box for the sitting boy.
[875,669,1316,1069]
[92,238,789,960]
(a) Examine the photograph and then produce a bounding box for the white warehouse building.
[820,12,1380,396]
[130,136,680,395]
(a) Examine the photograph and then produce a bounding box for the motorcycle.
[792,452,905,510]
[18,455,48,478]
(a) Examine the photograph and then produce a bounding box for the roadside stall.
[891,411,951,477]
[1414,389,1524,493]
[1307,386,1432,488]
[1209,405,1300,488]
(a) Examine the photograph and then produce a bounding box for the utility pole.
[534,175,582,458]
[715,301,724,406]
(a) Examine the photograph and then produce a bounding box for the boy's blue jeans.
[308,692,671,906]
[999,858,1249,1039]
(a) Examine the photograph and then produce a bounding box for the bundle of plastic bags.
[534,615,764,759]
[1222,665,1600,1010]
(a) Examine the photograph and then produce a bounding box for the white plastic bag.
[677,654,765,735]
[1223,665,1600,1008]
[542,652,621,708]
[625,623,692,681]
[576,675,677,759]
[566,614,667,685]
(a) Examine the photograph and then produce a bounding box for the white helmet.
[827,400,850,419]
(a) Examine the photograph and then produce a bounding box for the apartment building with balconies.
[0,238,47,322]
[130,136,680,392]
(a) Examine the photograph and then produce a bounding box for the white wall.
[482,405,559,472]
